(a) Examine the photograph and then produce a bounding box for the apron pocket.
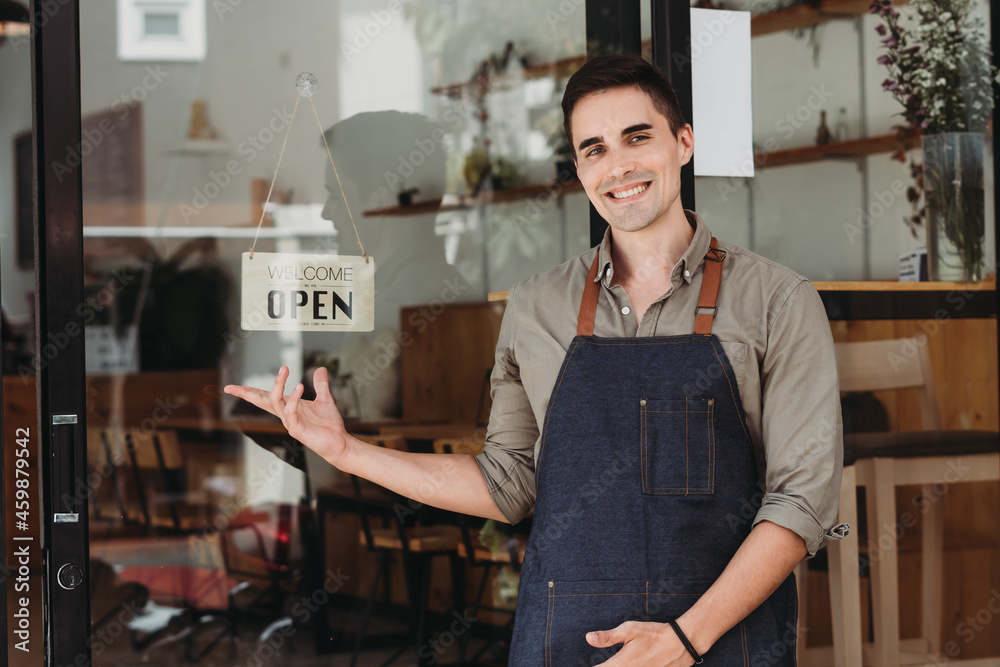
[545,579,749,666]
[544,579,652,666]
[641,397,715,495]
[646,580,750,666]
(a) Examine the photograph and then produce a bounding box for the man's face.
[321,162,364,254]
[571,86,693,234]
[321,155,396,250]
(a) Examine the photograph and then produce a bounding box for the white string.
[249,94,301,259]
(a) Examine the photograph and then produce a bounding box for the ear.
[677,123,694,166]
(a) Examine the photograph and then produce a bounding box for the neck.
[609,206,695,286]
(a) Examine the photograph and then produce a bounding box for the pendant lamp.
[0,0,30,50]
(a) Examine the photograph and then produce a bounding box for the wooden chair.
[799,337,999,666]
[796,465,863,667]
[434,436,527,664]
[86,428,238,661]
[126,429,214,533]
[216,502,312,654]
[348,434,465,667]
[86,428,212,536]
[87,428,142,535]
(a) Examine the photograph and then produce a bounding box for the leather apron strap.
[694,237,726,335]
[576,237,726,337]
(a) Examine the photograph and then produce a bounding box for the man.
[227,54,844,665]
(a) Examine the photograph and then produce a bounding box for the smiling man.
[226,54,844,666]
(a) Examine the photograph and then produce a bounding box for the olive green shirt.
[475,210,845,557]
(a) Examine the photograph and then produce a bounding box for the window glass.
[74,1,586,664]
[680,0,996,282]
[1,22,42,667]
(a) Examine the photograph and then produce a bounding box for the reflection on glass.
[73,1,588,664]
[3,0,998,662]
[1,16,42,666]
[144,12,181,38]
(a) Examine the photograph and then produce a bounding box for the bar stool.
[796,464,863,667]
[798,337,999,666]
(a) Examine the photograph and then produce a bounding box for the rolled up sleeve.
[752,280,845,557]
[475,283,540,524]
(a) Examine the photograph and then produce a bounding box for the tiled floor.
[8,593,510,667]
[92,612,510,667]
[86,561,510,667]
[13,536,511,666]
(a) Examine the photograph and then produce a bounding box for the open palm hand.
[224,365,349,465]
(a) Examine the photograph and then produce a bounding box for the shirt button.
[621,306,631,315]
[684,269,691,278]
[605,267,612,278]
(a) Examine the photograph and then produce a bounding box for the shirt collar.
[596,210,713,287]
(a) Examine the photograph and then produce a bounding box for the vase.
[921,132,987,282]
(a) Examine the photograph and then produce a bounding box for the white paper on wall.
[690,8,754,178]
[241,252,375,332]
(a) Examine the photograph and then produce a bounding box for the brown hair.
[561,54,687,152]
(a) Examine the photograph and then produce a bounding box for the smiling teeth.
[611,183,648,199]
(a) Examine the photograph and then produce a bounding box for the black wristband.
[667,619,704,664]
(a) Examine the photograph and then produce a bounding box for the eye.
[584,145,604,158]
[629,134,649,143]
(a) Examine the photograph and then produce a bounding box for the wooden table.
[375,422,486,441]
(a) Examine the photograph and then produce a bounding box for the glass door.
[46,1,592,666]
[2,4,43,662]
[2,9,38,662]
[4,1,92,665]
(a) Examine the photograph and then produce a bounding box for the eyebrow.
[576,123,654,153]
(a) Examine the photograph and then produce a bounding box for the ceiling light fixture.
[0,0,30,50]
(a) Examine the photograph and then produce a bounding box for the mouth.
[605,182,650,202]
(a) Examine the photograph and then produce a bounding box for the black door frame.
[584,1,696,247]
[30,0,93,664]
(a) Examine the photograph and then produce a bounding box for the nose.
[606,147,636,181]
[321,197,339,221]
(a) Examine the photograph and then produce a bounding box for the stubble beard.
[600,186,665,234]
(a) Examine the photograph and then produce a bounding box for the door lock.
[56,563,84,590]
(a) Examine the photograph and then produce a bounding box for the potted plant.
[549,128,576,183]
[872,0,999,281]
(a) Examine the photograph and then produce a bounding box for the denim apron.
[508,238,797,666]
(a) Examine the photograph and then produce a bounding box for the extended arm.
[225,366,506,521]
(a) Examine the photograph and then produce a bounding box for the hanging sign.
[241,252,375,331]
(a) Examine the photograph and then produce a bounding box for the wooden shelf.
[751,0,909,37]
[430,54,587,97]
[364,135,918,218]
[363,179,584,218]
[82,225,331,238]
[815,279,996,291]
[432,0,910,98]
[489,279,997,302]
[364,199,448,218]
[166,138,231,155]
[756,131,919,169]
